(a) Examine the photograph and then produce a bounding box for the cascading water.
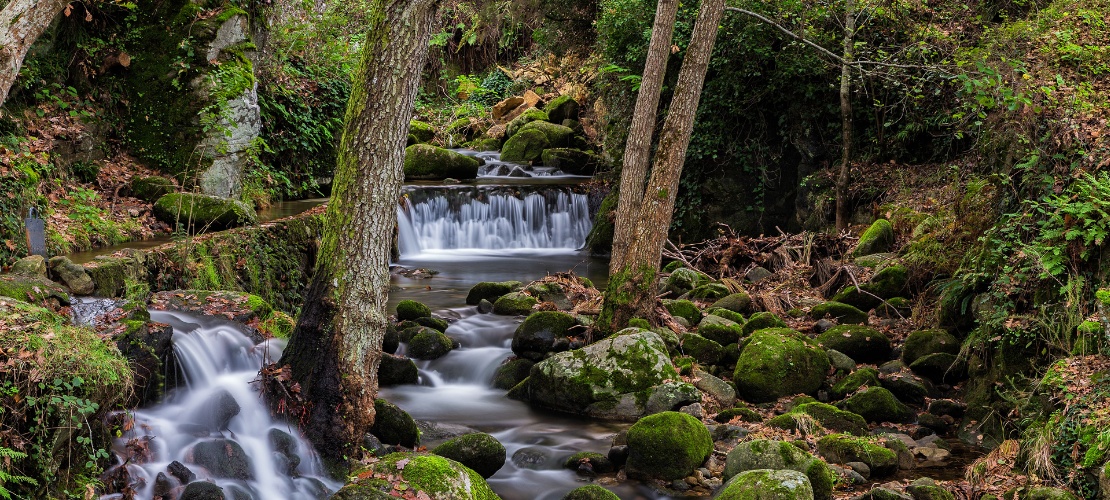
[100,310,339,500]
[396,185,593,256]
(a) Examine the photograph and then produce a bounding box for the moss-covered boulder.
[723,439,834,500]
[681,333,724,365]
[663,299,702,325]
[396,300,431,321]
[370,399,420,448]
[334,452,499,500]
[830,286,883,312]
[403,144,480,181]
[0,273,71,306]
[500,129,548,163]
[879,370,930,405]
[734,329,831,403]
[409,120,436,143]
[712,292,753,314]
[492,358,534,390]
[715,406,764,423]
[11,256,46,277]
[717,469,815,500]
[698,314,744,345]
[816,434,899,477]
[1020,487,1080,500]
[432,433,506,479]
[543,95,580,123]
[663,267,707,296]
[153,193,257,232]
[541,148,601,176]
[562,485,619,500]
[905,478,955,500]
[815,325,891,363]
[492,292,537,315]
[505,107,549,138]
[466,281,522,305]
[687,283,730,300]
[742,312,787,335]
[908,352,967,383]
[902,329,960,365]
[839,387,914,423]
[512,311,579,361]
[409,329,454,360]
[130,176,176,202]
[379,354,419,386]
[809,301,868,324]
[830,367,881,400]
[867,265,908,298]
[767,402,868,436]
[853,219,895,256]
[626,411,712,480]
[510,330,679,420]
[562,451,614,474]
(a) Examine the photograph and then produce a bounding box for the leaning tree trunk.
[272,0,440,465]
[0,0,70,107]
[609,0,678,275]
[835,0,856,232]
[599,0,725,333]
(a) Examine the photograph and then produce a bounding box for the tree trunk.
[609,0,678,275]
[599,0,725,333]
[273,0,440,466]
[0,0,70,108]
[835,0,856,232]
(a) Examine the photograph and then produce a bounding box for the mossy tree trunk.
[609,0,678,275]
[274,0,440,465]
[0,0,70,107]
[599,0,725,333]
[835,0,857,232]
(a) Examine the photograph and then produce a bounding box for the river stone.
[403,144,480,181]
[816,434,898,477]
[432,432,506,478]
[191,389,240,431]
[383,325,400,354]
[663,299,702,325]
[830,367,880,400]
[510,330,678,420]
[477,299,494,313]
[511,446,551,469]
[466,281,521,305]
[902,329,960,365]
[905,478,954,500]
[396,299,431,321]
[492,358,534,389]
[1021,487,1080,500]
[12,255,47,277]
[191,439,253,479]
[723,439,834,500]
[493,292,537,315]
[50,257,95,295]
[512,311,578,360]
[563,485,620,500]
[408,328,453,360]
[378,354,419,386]
[153,193,257,231]
[415,315,448,332]
[879,370,931,405]
[693,368,736,407]
[908,352,968,383]
[857,488,913,500]
[268,428,301,475]
[839,387,914,423]
[505,107,548,138]
[370,399,420,448]
[815,325,891,363]
[853,219,895,256]
[541,148,600,176]
[681,333,724,365]
[501,128,550,163]
[734,329,831,403]
[152,472,179,499]
[643,381,701,415]
[180,481,226,500]
[409,120,435,143]
[335,452,498,500]
[717,469,814,500]
[168,460,197,484]
[626,411,712,480]
[827,349,856,373]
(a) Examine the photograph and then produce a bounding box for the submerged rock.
[625,411,712,481]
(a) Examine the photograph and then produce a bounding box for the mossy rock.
[409,329,454,360]
[767,402,868,436]
[409,120,436,143]
[370,399,420,448]
[809,301,868,325]
[396,300,431,321]
[663,268,707,296]
[698,314,744,345]
[734,329,830,403]
[707,307,746,325]
[830,286,882,312]
[337,452,499,500]
[723,439,834,500]
[875,297,912,319]
[562,485,619,500]
[1020,487,1080,500]
[715,406,764,423]
[681,333,724,365]
[853,219,895,256]
[839,387,914,423]
[543,95,580,123]
[742,312,787,335]
[505,107,549,138]
[130,176,175,202]
[517,119,573,146]
[902,329,960,365]
[467,137,503,151]
[512,311,579,361]
[0,274,71,306]
[562,451,614,473]
[379,354,419,386]
[712,292,753,314]
[687,283,730,300]
[815,325,891,363]
[830,367,881,400]
[153,193,257,231]
[866,265,908,299]
[879,370,930,405]
[717,469,815,500]
[541,148,601,176]
[905,478,955,500]
[466,281,522,305]
[908,352,967,383]
[415,316,449,332]
[663,299,702,325]
[432,432,506,479]
[816,433,899,477]
[403,144,481,181]
[626,411,712,480]
[259,310,296,339]
[11,256,47,277]
[492,358,534,390]
[492,292,537,315]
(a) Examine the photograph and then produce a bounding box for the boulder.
[492,358,534,390]
[827,349,856,373]
[432,432,506,479]
[815,433,899,477]
[268,428,302,474]
[403,144,480,181]
[153,193,257,231]
[723,439,834,500]
[699,314,744,345]
[543,95,580,123]
[378,354,419,386]
[766,402,868,436]
[734,329,830,403]
[902,329,960,365]
[866,265,909,299]
[742,312,787,335]
[712,292,753,314]
[408,328,453,360]
[0,273,71,305]
[130,176,175,202]
[853,219,895,256]
[334,452,498,500]
[563,485,619,500]
[717,469,815,500]
[466,281,521,305]
[830,367,881,400]
[505,107,549,138]
[180,482,225,500]
[11,255,47,277]
[687,283,730,300]
[190,389,240,431]
[663,299,702,325]
[541,148,600,175]
[879,370,931,405]
[512,311,579,361]
[809,301,868,325]
[839,387,914,423]
[1021,487,1080,500]
[396,299,431,321]
[408,120,436,143]
[908,352,967,383]
[492,292,537,315]
[663,267,706,296]
[681,333,724,365]
[692,368,737,407]
[370,399,420,448]
[625,411,712,480]
[491,96,525,120]
[191,439,253,479]
[815,325,891,363]
[49,256,96,295]
[562,451,614,474]
[905,477,955,500]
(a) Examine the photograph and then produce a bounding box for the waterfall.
[396,186,593,256]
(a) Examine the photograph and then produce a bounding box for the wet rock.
[477,299,494,314]
[49,256,95,295]
[840,387,914,423]
[268,428,301,475]
[734,328,830,403]
[512,447,551,469]
[383,325,400,354]
[562,451,614,475]
[492,358,534,390]
[562,484,620,500]
[361,434,388,456]
[378,354,419,386]
[541,148,601,176]
[153,472,179,498]
[168,460,196,484]
[180,481,226,500]
[191,439,254,479]
[466,281,522,305]
[192,389,241,431]
[403,144,480,181]
[512,311,579,361]
[724,439,834,500]
[492,291,537,315]
[408,329,453,360]
[717,469,814,500]
[815,325,891,363]
[414,315,448,332]
[692,368,736,407]
[432,432,506,479]
[626,411,712,481]
[12,255,47,277]
[370,399,419,448]
[816,434,898,477]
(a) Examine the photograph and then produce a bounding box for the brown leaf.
[395,458,409,470]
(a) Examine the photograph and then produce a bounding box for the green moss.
[712,292,753,314]
[562,484,619,500]
[815,325,891,363]
[431,433,506,479]
[409,120,436,143]
[768,402,868,436]
[830,367,881,400]
[403,144,481,180]
[723,439,834,500]
[543,95,580,122]
[370,400,420,448]
[342,452,499,500]
[130,176,176,202]
[492,292,538,315]
[742,312,787,335]
[506,108,550,138]
[0,274,70,306]
[815,433,898,476]
[902,329,960,365]
[688,283,730,300]
[408,329,453,360]
[839,387,914,423]
[466,281,521,305]
[626,411,713,480]
[707,308,746,325]
[715,406,764,423]
[716,469,815,500]
[500,128,550,163]
[699,314,745,345]
[808,301,868,325]
[585,191,617,254]
[853,219,895,256]
[734,330,830,403]
[153,193,258,232]
[663,299,702,325]
[396,300,431,321]
[681,333,724,366]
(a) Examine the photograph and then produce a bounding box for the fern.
[0,447,37,499]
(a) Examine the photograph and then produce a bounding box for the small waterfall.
[397,186,593,256]
[101,311,339,500]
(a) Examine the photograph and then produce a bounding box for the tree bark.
[609,0,678,275]
[273,0,440,465]
[599,0,725,332]
[0,0,70,108]
[835,0,856,232]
